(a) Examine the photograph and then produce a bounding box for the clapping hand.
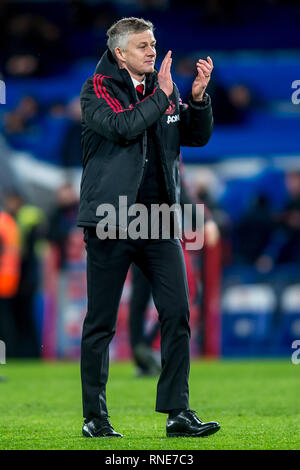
[158,50,173,98]
[192,56,213,101]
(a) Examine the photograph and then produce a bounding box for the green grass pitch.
[0,359,299,450]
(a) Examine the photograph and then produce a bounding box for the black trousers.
[129,264,153,349]
[81,229,191,420]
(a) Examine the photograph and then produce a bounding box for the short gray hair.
[107,17,154,60]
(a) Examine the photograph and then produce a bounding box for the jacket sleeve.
[179,91,213,147]
[80,76,170,143]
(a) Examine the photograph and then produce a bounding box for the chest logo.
[167,114,180,124]
[165,100,176,115]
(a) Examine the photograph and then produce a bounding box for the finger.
[197,64,211,77]
[206,56,214,68]
[197,60,212,71]
[197,63,211,75]
[196,66,206,81]
[160,50,172,74]
[196,67,210,85]
[166,56,172,75]
[165,51,172,74]
[159,57,166,75]
[159,54,167,74]
[197,59,212,71]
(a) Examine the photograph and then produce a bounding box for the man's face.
[117,30,156,78]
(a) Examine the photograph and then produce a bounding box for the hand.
[158,50,173,98]
[192,56,214,101]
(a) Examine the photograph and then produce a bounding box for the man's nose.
[146,47,156,56]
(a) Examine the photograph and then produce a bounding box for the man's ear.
[115,47,126,64]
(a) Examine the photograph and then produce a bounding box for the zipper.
[156,120,173,204]
[133,130,147,202]
[156,120,182,240]
[134,82,148,200]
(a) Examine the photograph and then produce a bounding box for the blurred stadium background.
[0,0,300,398]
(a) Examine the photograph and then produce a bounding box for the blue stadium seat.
[271,284,300,355]
[222,284,276,356]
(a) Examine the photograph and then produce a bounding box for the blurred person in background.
[3,95,71,165]
[60,97,82,169]
[1,13,64,77]
[79,17,220,439]
[209,81,253,125]
[193,168,231,265]
[4,96,41,135]
[47,182,80,269]
[227,84,253,123]
[235,194,274,265]
[4,192,46,357]
[256,170,300,272]
[0,202,20,358]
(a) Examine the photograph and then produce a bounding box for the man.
[78,17,220,438]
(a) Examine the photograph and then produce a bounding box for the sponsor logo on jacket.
[165,100,176,115]
[167,114,180,124]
